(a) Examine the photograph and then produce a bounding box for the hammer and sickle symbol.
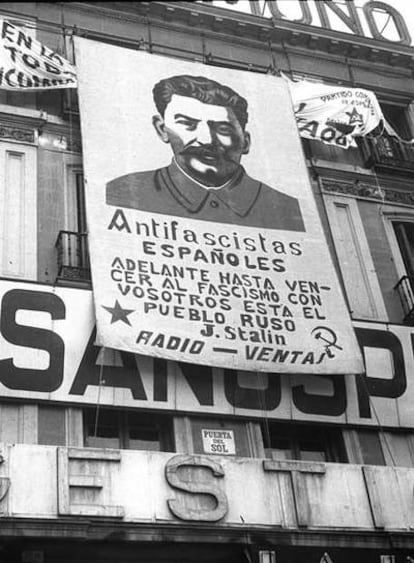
[311,326,343,358]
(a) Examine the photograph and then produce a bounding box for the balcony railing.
[361,133,414,172]
[55,230,91,284]
[394,275,414,325]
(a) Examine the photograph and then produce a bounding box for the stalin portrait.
[106,74,304,231]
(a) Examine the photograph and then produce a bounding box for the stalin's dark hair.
[153,74,249,130]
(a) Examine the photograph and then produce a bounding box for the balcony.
[361,133,414,174]
[55,230,91,285]
[394,275,414,325]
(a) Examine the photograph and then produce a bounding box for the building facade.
[0,1,414,562]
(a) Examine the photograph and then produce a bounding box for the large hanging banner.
[0,19,77,90]
[75,37,363,374]
[287,78,406,149]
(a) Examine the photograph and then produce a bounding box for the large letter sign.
[74,38,362,374]
[0,279,413,427]
[0,289,65,391]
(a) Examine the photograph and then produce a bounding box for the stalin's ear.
[242,131,251,155]
[152,114,170,144]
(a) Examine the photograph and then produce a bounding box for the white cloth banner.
[0,19,77,90]
[288,78,399,149]
[75,37,363,374]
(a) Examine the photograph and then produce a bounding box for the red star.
[102,300,134,325]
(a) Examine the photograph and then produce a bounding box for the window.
[57,165,89,282]
[381,103,412,140]
[357,430,386,466]
[392,221,414,321]
[0,143,37,279]
[393,221,414,279]
[74,171,87,233]
[83,409,174,452]
[262,422,347,463]
[38,405,66,445]
[368,102,414,166]
[382,214,414,323]
[342,429,388,466]
[323,194,387,320]
[64,167,86,233]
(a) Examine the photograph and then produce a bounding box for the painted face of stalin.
[153,94,251,187]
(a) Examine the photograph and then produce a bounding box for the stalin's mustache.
[180,144,239,166]
[180,144,221,159]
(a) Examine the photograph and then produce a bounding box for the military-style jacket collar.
[157,160,262,217]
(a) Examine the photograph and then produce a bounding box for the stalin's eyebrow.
[174,113,199,122]
[174,113,231,126]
